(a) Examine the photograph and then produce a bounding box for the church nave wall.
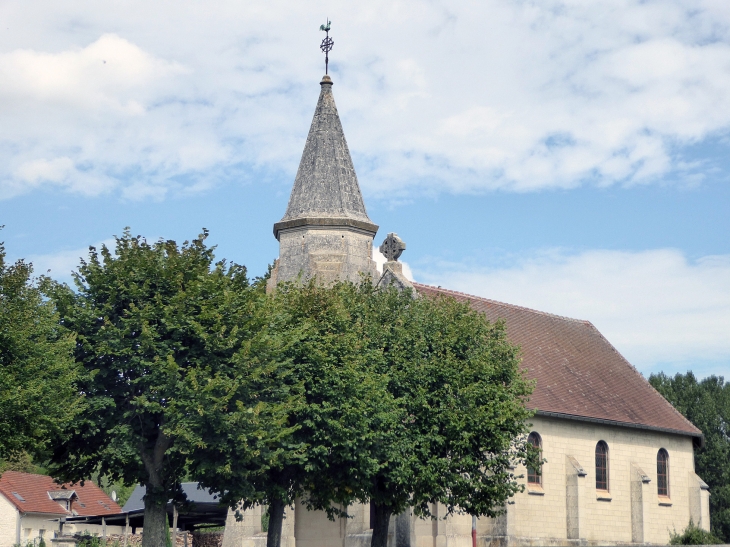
[506,415,700,545]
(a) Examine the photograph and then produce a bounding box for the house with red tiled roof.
[0,471,123,546]
[224,73,712,547]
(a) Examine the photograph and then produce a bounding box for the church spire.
[269,75,379,287]
[273,75,378,239]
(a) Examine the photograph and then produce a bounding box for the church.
[222,72,711,547]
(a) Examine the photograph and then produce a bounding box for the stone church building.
[223,74,711,547]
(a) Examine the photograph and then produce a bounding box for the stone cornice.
[273,217,379,239]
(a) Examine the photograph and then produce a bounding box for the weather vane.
[319,19,333,74]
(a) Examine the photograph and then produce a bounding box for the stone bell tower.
[269,74,379,287]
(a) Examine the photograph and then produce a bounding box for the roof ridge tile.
[412,282,589,324]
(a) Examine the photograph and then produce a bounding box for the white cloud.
[1,1,730,200]
[373,248,414,281]
[417,249,730,375]
[27,239,116,285]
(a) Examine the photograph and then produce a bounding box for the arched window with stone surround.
[527,432,542,485]
[657,449,669,497]
[595,441,609,491]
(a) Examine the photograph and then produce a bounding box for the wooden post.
[124,513,130,547]
[172,505,178,546]
[102,516,106,539]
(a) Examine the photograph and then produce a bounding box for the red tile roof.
[414,283,702,439]
[0,471,122,516]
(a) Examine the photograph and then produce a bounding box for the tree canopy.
[191,280,389,547]
[43,229,533,547]
[48,229,286,547]
[204,280,534,547]
[650,372,730,542]
[0,236,79,461]
[352,283,534,547]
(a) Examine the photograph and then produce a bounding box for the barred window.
[657,449,669,497]
[527,432,542,485]
[595,441,609,491]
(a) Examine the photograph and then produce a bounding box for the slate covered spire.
[273,75,378,239]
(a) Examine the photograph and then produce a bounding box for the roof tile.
[0,471,122,516]
[414,283,701,438]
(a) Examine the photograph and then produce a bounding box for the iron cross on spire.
[319,19,333,74]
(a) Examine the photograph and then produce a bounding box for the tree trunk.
[371,502,393,547]
[139,429,172,547]
[142,497,168,547]
[266,498,286,547]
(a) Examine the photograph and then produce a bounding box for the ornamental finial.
[379,233,406,262]
[319,19,333,75]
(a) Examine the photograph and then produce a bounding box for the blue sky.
[1,0,729,379]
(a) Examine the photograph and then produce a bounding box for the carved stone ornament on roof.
[379,233,406,262]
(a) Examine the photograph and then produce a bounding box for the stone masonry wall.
[484,415,699,545]
[276,226,377,286]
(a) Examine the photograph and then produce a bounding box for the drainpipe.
[472,515,477,547]
[16,510,23,545]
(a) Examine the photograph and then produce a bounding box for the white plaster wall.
[16,514,61,544]
[0,494,19,547]
[64,521,124,537]
[508,415,698,544]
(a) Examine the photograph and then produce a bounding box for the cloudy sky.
[1,0,729,379]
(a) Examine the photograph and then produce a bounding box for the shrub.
[670,520,723,545]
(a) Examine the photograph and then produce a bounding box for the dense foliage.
[0,237,79,461]
[353,283,534,547]
[47,229,286,547]
[650,372,730,542]
[669,519,723,545]
[21,227,533,547]
[192,280,392,547]
[202,281,534,547]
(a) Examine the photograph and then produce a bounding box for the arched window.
[657,449,669,497]
[527,432,542,485]
[595,441,609,491]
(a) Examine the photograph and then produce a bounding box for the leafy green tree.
[355,285,534,547]
[209,281,533,547]
[191,280,386,547]
[649,372,730,542]
[47,229,283,547]
[0,236,79,461]
[0,451,48,475]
